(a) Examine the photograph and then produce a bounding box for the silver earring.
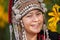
[43,24,51,40]
[20,20,27,40]
[43,24,46,40]
[20,20,24,27]
[22,28,27,40]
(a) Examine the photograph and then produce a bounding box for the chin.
[31,29,41,34]
[29,27,42,34]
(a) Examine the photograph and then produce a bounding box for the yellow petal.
[48,12,55,16]
[55,16,59,23]
[57,6,60,12]
[48,23,57,32]
[54,4,59,8]
[53,22,56,28]
[48,17,54,22]
[52,5,57,15]
[58,12,60,17]
[48,17,59,32]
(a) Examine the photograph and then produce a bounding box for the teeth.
[31,24,39,27]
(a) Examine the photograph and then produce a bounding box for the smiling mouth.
[31,23,40,28]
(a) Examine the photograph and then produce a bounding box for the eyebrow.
[27,10,42,15]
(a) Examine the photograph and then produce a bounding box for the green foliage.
[44,0,60,33]
[44,0,60,11]
[0,0,9,12]
[57,21,60,34]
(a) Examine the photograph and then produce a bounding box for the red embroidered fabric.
[8,0,13,24]
[38,33,46,40]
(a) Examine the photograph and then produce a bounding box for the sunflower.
[48,4,60,32]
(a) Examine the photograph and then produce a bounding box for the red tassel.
[8,0,13,24]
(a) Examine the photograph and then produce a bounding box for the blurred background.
[0,0,9,40]
[0,0,60,40]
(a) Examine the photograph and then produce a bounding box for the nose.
[32,15,39,22]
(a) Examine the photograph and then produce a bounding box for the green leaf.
[57,21,60,34]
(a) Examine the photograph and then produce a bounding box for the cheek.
[39,15,44,22]
[23,18,31,26]
[22,18,32,30]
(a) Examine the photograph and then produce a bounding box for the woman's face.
[22,9,44,34]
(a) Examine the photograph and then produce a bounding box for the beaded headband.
[12,0,47,20]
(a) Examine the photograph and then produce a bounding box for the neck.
[26,31,37,40]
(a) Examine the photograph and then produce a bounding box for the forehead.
[27,9,43,14]
[22,9,43,19]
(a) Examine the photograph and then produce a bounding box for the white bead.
[14,9,20,14]
[38,0,43,2]
[41,3,45,7]
[15,14,21,20]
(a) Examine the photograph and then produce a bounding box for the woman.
[10,0,50,40]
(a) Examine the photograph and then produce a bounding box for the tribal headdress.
[12,0,47,21]
[8,0,50,40]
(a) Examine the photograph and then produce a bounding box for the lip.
[31,23,40,28]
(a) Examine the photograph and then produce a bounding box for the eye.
[26,14,32,18]
[36,12,42,15]
[37,13,40,15]
[27,15,31,17]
